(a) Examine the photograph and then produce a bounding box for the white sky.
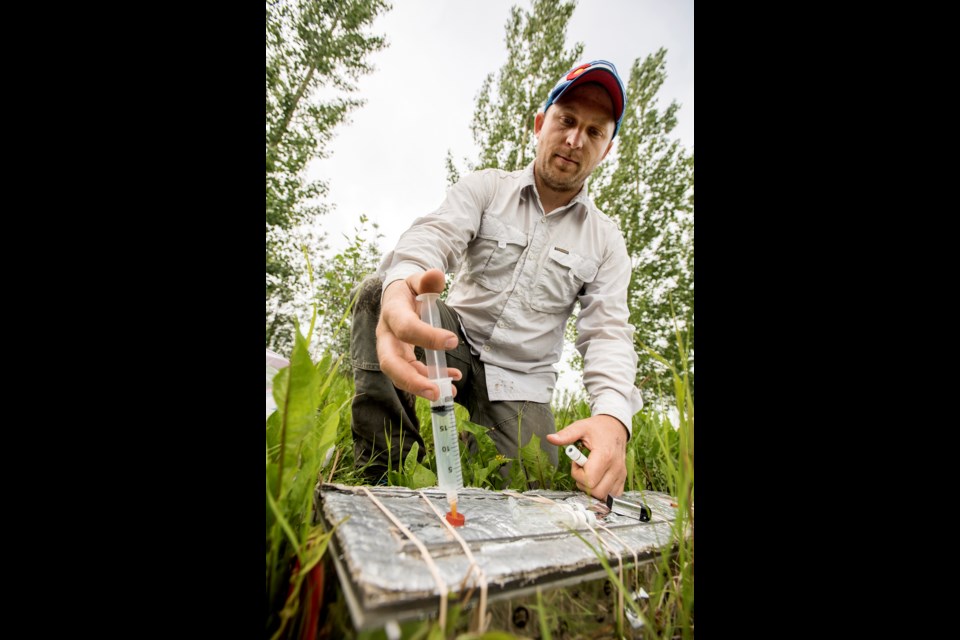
[309,0,694,256]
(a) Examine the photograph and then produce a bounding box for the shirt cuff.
[591,394,642,439]
[381,263,426,298]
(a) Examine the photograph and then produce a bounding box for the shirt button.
[483,345,491,352]
[496,321,503,327]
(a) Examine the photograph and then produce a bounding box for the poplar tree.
[265,0,390,353]
[592,49,695,394]
[463,0,583,175]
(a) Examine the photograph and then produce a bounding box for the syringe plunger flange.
[432,377,454,409]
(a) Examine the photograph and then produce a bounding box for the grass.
[267,327,693,639]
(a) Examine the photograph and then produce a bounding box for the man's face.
[534,83,616,196]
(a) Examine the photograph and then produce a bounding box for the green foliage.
[591,49,695,400]
[637,333,694,638]
[269,327,693,638]
[568,529,646,625]
[266,328,352,639]
[266,0,391,355]
[459,420,508,489]
[535,587,552,640]
[626,410,680,493]
[519,434,555,489]
[392,396,573,493]
[545,337,695,637]
[312,214,384,359]
[448,0,583,181]
[387,442,438,489]
[444,150,460,187]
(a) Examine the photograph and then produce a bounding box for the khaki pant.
[349,275,558,484]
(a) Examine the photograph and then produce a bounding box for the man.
[350,60,642,500]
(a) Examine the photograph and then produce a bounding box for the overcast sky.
[309,0,694,256]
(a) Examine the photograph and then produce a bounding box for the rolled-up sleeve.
[575,228,643,435]
[378,172,492,295]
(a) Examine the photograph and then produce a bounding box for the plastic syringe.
[416,292,465,526]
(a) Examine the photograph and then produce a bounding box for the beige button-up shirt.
[379,163,643,433]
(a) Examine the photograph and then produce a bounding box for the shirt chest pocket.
[529,247,599,314]
[467,216,528,291]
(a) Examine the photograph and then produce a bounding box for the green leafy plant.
[387,442,438,489]
[266,328,351,639]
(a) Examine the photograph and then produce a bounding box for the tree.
[449,0,583,180]
[591,49,695,397]
[266,0,390,354]
[312,214,383,361]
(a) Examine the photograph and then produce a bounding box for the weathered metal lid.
[315,483,682,631]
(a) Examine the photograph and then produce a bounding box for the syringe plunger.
[417,292,446,380]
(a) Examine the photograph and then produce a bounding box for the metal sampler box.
[315,482,681,631]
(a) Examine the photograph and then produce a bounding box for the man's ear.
[534,111,545,137]
[600,139,614,162]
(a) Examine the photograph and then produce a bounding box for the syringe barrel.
[415,292,464,491]
[417,292,447,380]
[431,377,463,490]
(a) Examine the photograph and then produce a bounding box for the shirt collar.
[521,161,592,213]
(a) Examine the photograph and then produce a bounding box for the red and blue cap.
[543,60,627,138]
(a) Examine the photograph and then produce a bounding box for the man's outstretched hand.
[547,415,628,500]
[376,268,462,402]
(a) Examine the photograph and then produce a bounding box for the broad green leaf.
[403,442,421,480]
[312,402,341,470]
[408,463,437,489]
[272,332,322,457]
[266,410,281,451]
[461,420,499,460]
[520,434,555,488]
[506,455,527,491]
[475,457,506,489]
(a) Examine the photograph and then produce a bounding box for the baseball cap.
[543,60,627,138]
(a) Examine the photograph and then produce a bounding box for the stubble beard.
[535,153,585,194]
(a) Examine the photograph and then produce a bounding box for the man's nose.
[566,128,583,149]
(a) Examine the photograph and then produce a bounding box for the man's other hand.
[547,415,629,499]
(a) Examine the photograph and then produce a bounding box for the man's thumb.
[407,269,446,296]
[546,423,585,446]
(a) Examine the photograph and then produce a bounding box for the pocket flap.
[548,247,599,283]
[478,216,528,246]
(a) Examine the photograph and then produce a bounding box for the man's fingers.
[586,465,624,499]
[570,465,604,500]
[387,309,459,351]
[407,268,446,296]
[381,275,458,352]
[376,321,431,396]
[568,451,626,499]
[574,472,622,500]
[380,354,430,397]
[376,321,463,402]
[379,354,462,402]
[407,362,462,400]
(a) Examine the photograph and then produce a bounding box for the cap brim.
[560,68,625,122]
